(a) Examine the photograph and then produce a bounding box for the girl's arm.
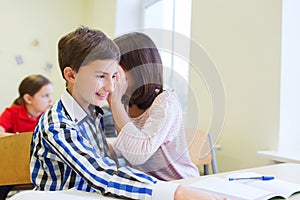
[112,91,180,165]
[0,126,14,138]
[0,132,14,138]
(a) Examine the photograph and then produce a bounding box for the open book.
[189,172,300,200]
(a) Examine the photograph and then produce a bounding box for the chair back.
[186,128,218,175]
[0,132,33,186]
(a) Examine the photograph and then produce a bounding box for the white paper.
[10,189,113,200]
[189,172,300,200]
[189,177,273,200]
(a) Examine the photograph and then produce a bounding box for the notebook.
[189,172,300,200]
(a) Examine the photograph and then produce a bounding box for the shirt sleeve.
[40,120,161,199]
[0,107,14,132]
[113,91,181,165]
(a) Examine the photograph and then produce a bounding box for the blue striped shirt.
[30,90,178,199]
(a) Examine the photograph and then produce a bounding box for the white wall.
[190,0,282,171]
[86,0,117,37]
[115,0,141,36]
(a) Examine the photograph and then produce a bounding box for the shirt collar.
[60,89,103,123]
[61,89,87,123]
[88,104,104,119]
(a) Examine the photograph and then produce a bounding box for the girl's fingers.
[116,65,125,81]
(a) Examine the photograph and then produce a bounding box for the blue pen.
[228,176,275,181]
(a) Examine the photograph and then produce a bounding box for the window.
[278,0,300,158]
[258,0,300,162]
[115,0,192,122]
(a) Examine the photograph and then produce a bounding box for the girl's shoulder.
[153,89,180,106]
[3,104,24,113]
[0,104,27,120]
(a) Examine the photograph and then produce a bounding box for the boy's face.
[70,59,118,113]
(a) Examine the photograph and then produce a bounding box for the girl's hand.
[109,65,131,132]
[116,65,125,82]
[0,132,14,138]
[108,66,127,106]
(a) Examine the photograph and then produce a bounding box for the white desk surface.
[257,150,300,163]
[177,162,300,186]
[10,163,300,200]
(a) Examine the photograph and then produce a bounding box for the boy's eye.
[97,75,105,79]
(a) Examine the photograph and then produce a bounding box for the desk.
[177,163,300,200]
[177,162,300,186]
[10,163,300,200]
[257,150,300,163]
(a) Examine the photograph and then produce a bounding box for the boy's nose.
[104,79,114,92]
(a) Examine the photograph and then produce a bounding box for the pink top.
[113,90,199,181]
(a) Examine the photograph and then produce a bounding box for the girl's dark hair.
[13,74,51,105]
[58,26,120,81]
[114,32,163,110]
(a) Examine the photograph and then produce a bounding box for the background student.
[109,32,199,181]
[0,74,53,137]
[0,74,53,200]
[30,26,224,200]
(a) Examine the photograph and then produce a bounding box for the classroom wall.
[86,0,116,37]
[0,0,116,112]
[189,0,282,171]
[0,0,85,111]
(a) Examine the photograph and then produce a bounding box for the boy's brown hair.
[58,26,120,81]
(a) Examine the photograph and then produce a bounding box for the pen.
[228,176,275,181]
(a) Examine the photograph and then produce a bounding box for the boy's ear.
[23,94,32,104]
[64,66,76,83]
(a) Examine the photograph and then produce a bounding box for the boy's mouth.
[96,92,107,100]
